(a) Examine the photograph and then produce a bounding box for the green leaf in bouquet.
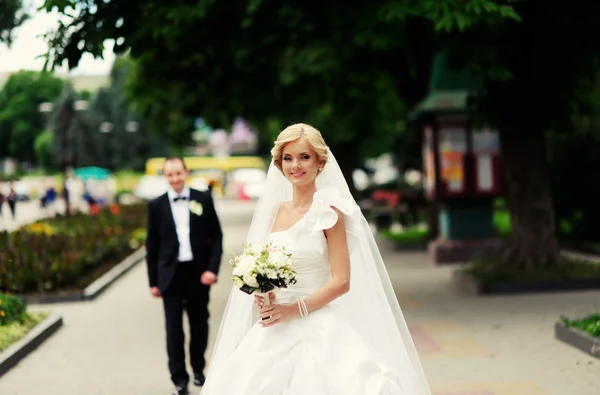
[239,284,257,295]
[257,279,276,293]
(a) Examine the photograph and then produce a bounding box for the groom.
[145,157,223,395]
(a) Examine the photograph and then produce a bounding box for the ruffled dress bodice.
[267,187,361,303]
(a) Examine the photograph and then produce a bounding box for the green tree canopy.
[0,0,28,46]
[40,0,513,184]
[437,2,600,267]
[40,0,600,268]
[0,71,64,163]
[85,56,164,171]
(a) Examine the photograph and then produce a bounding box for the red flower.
[90,204,100,215]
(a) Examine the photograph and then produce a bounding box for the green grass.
[380,225,428,246]
[561,313,600,339]
[0,312,49,353]
[465,257,600,284]
[493,210,511,237]
[380,209,512,246]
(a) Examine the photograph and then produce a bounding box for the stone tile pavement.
[386,249,599,395]
[0,199,598,395]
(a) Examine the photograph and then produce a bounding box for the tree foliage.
[34,128,54,169]
[548,71,600,243]
[40,0,600,268]
[41,0,516,186]
[0,0,28,46]
[47,82,86,171]
[86,57,165,171]
[44,57,164,172]
[0,71,64,163]
[439,2,600,268]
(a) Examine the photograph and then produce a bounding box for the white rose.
[268,251,286,266]
[243,272,259,288]
[232,255,255,277]
[232,277,245,288]
[265,268,278,280]
[189,201,204,216]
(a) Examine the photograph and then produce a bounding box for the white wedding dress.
[201,190,407,395]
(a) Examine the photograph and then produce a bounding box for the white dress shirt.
[167,186,194,262]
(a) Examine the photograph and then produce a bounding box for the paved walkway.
[0,199,66,232]
[0,200,598,395]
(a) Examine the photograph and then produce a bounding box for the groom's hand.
[150,286,161,298]
[200,271,218,285]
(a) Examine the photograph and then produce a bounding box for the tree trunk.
[500,125,560,269]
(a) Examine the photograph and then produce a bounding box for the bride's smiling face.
[282,138,322,186]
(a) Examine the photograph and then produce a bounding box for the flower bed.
[454,256,600,295]
[0,204,147,295]
[561,313,600,339]
[555,313,600,359]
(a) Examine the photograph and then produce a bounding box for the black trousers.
[7,201,15,218]
[162,262,210,386]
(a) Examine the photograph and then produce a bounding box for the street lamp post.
[38,99,89,216]
[125,121,139,133]
[99,120,139,164]
[99,122,113,134]
[99,122,113,169]
[98,121,138,198]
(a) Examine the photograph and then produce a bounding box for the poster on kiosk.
[422,126,437,200]
[438,127,467,195]
[472,126,501,195]
[422,124,502,200]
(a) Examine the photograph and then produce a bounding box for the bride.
[201,123,431,395]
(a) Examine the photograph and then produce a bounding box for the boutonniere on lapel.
[189,200,203,216]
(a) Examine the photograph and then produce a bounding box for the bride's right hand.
[254,292,275,309]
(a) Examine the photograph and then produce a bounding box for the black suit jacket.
[145,188,223,295]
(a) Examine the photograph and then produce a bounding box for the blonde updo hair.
[270,123,329,172]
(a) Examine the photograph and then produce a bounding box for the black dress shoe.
[172,384,188,395]
[194,372,205,387]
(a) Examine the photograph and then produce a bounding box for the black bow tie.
[173,196,188,202]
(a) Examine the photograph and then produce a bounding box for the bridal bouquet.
[230,242,297,306]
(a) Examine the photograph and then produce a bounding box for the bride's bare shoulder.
[273,201,290,219]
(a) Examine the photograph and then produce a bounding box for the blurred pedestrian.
[6,181,17,219]
[0,187,4,220]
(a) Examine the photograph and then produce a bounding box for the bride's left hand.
[259,302,298,327]
[254,292,275,309]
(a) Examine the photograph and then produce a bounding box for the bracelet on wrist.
[297,297,309,318]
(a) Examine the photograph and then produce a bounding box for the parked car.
[133,175,169,201]
[227,168,267,199]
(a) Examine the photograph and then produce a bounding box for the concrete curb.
[561,248,600,264]
[452,269,600,295]
[555,321,600,359]
[19,247,146,304]
[83,247,146,300]
[0,313,63,378]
